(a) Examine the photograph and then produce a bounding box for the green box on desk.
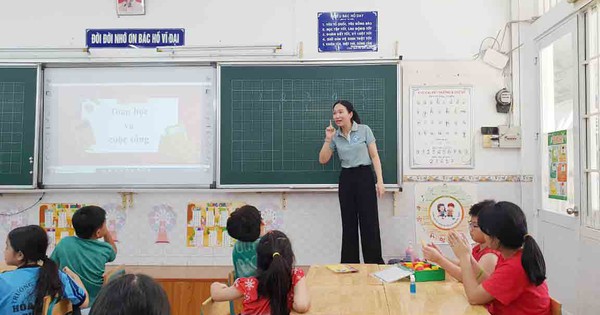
[413,267,445,282]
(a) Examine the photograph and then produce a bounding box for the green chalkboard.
[219,64,398,186]
[0,67,37,186]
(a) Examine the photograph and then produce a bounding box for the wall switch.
[498,125,521,148]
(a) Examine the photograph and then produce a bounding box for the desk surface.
[295,264,488,315]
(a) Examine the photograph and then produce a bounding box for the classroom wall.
[0,0,521,266]
[0,0,508,60]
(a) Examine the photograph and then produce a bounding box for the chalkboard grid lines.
[0,82,25,175]
[229,78,387,173]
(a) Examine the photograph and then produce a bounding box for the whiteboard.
[42,66,216,187]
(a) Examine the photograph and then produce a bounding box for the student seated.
[210,230,310,315]
[51,205,117,306]
[0,225,89,314]
[227,205,265,278]
[422,200,501,282]
[448,201,551,315]
[90,273,170,315]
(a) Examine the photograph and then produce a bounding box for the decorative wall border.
[403,175,534,182]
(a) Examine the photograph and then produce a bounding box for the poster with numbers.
[39,203,87,252]
[186,202,245,248]
[410,86,473,168]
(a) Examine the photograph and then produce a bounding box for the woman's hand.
[376,182,385,198]
[448,231,471,261]
[325,120,335,142]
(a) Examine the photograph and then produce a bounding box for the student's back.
[1,225,89,314]
[51,206,117,305]
[227,205,264,278]
[232,238,261,278]
[483,250,549,315]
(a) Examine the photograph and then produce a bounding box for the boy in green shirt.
[227,205,264,279]
[50,205,117,306]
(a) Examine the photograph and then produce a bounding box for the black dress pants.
[338,165,384,264]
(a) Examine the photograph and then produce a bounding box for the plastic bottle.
[405,242,415,262]
[410,274,416,294]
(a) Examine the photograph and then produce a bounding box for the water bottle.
[410,274,416,294]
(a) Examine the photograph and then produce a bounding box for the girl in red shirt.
[449,201,551,315]
[210,230,310,315]
[423,200,501,282]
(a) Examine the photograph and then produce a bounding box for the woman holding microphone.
[319,100,385,264]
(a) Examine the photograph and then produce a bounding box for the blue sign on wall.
[86,29,185,48]
[318,11,378,52]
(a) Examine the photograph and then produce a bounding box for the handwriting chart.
[410,86,473,168]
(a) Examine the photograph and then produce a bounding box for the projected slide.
[42,67,215,186]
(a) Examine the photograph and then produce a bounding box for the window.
[584,6,600,229]
[539,0,562,15]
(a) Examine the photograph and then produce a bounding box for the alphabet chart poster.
[410,86,473,168]
[186,202,244,248]
[39,203,87,252]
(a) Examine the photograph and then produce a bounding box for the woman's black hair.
[333,100,361,124]
[478,201,546,285]
[90,273,170,315]
[8,225,64,314]
[256,230,295,315]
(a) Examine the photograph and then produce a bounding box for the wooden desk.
[296,265,488,315]
[383,278,489,315]
[305,264,383,286]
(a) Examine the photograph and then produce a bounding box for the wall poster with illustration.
[116,0,145,15]
[548,130,568,200]
[415,183,476,245]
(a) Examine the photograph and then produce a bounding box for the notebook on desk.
[325,264,359,273]
[371,265,414,283]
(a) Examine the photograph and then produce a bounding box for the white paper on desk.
[371,266,414,283]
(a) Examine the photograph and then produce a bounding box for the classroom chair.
[42,296,73,315]
[550,297,562,315]
[200,297,230,315]
[103,266,126,284]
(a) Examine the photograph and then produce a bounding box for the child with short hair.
[90,273,170,315]
[227,205,264,278]
[422,200,501,282]
[0,225,89,314]
[449,201,551,314]
[210,230,310,315]
[51,205,117,306]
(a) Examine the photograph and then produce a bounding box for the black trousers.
[338,165,384,264]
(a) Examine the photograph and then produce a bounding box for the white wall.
[0,0,520,266]
[0,0,508,60]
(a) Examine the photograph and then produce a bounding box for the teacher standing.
[318,100,385,264]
